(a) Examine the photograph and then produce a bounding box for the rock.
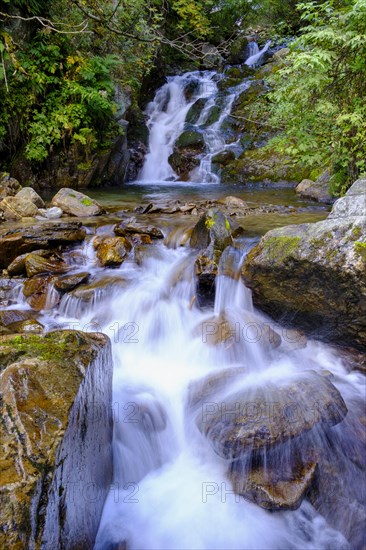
[216,195,248,210]
[187,367,247,409]
[0,173,22,199]
[200,44,224,69]
[296,176,333,204]
[39,206,63,219]
[229,460,317,511]
[272,47,290,61]
[212,150,236,167]
[0,309,36,327]
[176,130,205,149]
[94,236,132,267]
[186,98,208,125]
[196,371,347,459]
[23,276,61,310]
[51,188,103,217]
[7,318,44,334]
[242,178,366,350]
[54,271,90,292]
[168,151,200,180]
[191,210,243,307]
[0,221,86,269]
[227,35,248,64]
[114,221,164,239]
[24,251,69,277]
[0,330,113,549]
[0,196,39,220]
[16,186,45,208]
[67,276,127,304]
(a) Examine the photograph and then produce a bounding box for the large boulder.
[0,330,113,549]
[0,196,39,220]
[16,186,45,208]
[51,188,103,217]
[0,221,86,269]
[195,370,347,459]
[242,178,366,350]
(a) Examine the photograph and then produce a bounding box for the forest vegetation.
[0,0,365,192]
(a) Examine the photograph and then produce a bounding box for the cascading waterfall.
[5,228,364,549]
[139,72,217,182]
[139,70,252,184]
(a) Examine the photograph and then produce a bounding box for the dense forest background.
[0,0,365,193]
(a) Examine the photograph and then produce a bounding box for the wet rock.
[216,195,248,210]
[68,276,127,303]
[0,309,36,327]
[242,178,366,350]
[94,235,132,267]
[229,460,317,511]
[168,151,200,180]
[114,221,164,239]
[7,318,44,334]
[0,330,113,549]
[212,150,236,166]
[51,187,103,217]
[227,35,249,64]
[54,271,90,292]
[187,366,247,409]
[176,130,205,149]
[296,176,333,204]
[186,97,208,125]
[16,186,45,208]
[24,251,69,277]
[0,173,22,199]
[190,210,243,307]
[196,371,348,459]
[0,196,39,220]
[23,276,60,310]
[0,221,86,269]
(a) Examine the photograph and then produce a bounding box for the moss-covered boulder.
[175,130,205,149]
[227,35,249,65]
[51,188,103,217]
[242,178,366,349]
[185,98,208,125]
[0,330,113,549]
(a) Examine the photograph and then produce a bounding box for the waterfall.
[139,73,216,182]
[245,40,272,67]
[5,227,364,549]
[139,71,252,185]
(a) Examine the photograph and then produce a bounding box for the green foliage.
[267,0,366,193]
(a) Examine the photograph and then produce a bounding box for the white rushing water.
[139,70,252,184]
[245,40,272,67]
[10,229,361,549]
[5,230,364,549]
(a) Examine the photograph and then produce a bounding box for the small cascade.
[245,40,272,67]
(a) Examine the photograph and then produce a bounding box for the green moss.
[80,197,93,206]
[264,236,301,263]
[354,241,366,261]
[351,226,362,240]
[0,331,92,364]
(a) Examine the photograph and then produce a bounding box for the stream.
[4,57,365,549]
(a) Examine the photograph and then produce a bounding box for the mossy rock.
[175,130,205,149]
[185,98,208,125]
[0,330,112,548]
